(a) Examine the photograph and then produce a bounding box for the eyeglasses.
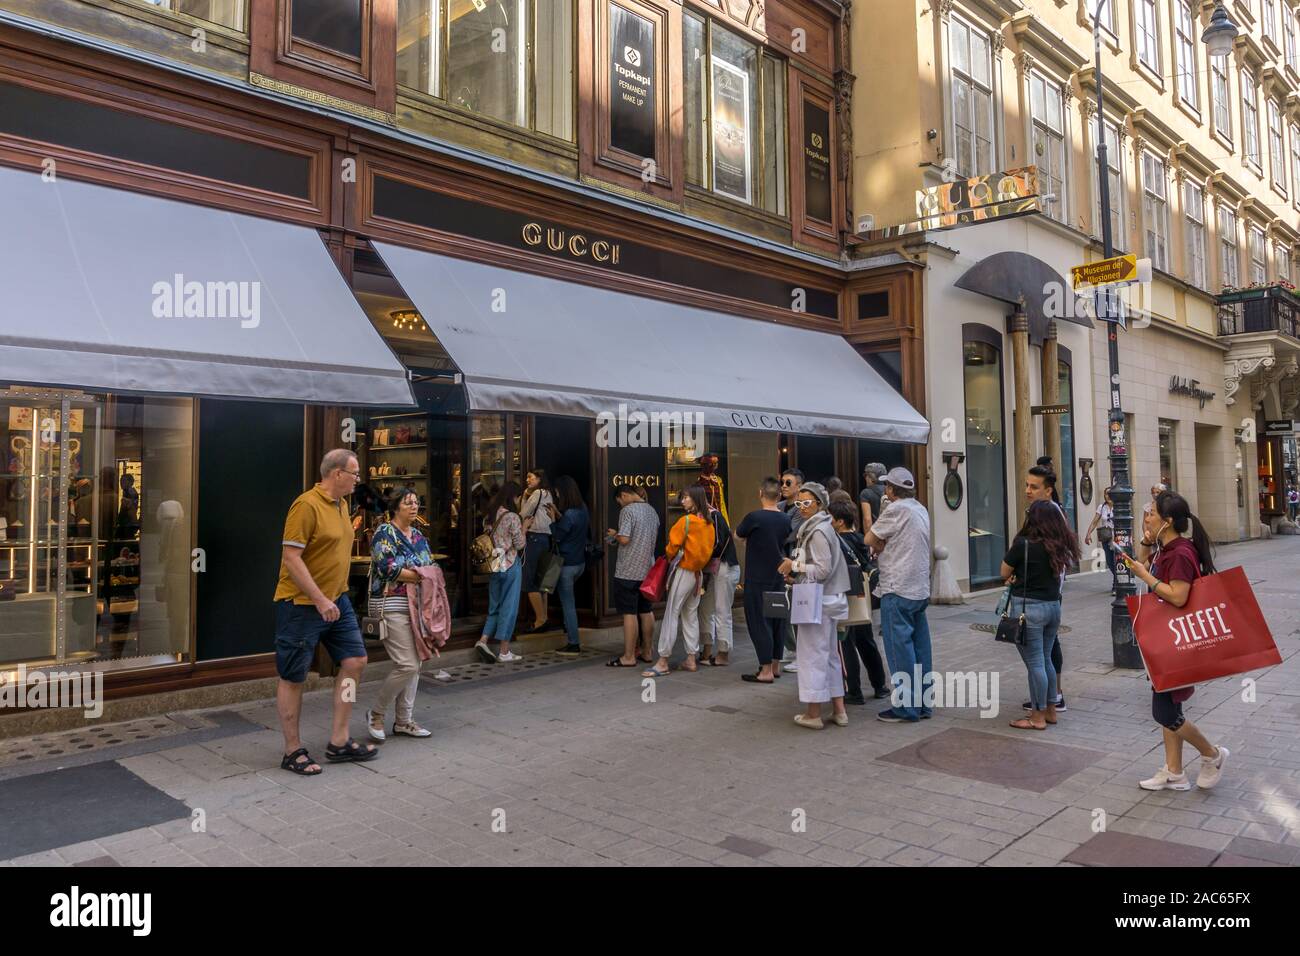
[794,499,817,509]
[343,471,361,481]
[781,479,795,487]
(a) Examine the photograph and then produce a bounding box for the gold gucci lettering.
[521,222,621,266]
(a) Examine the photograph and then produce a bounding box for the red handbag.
[1125,566,1281,693]
[640,556,670,603]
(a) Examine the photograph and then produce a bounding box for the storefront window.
[1159,419,1177,490]
[683,14,788,214]
[963,335,1007,588]
[135,0,246,31]
[403,0,573,139]
[0,389,193,670]
[1058,360,1076,530]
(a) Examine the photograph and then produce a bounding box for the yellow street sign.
[1071,254,1138,290]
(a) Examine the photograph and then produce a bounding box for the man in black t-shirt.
[736,477,792,685]
[859,462,885,535]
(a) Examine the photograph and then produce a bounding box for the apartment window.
[1211,54,1231,139]
[1287,10,1296,69]
[1270,100,1287,193]
[1185,180,1207,289]
[683,11,789,215]
[1292,123,1300,206]
[1030,72,1067,223]
[1136,0,1160,73]
[1092,118,1123,245]
[1242,69,1260,167]
[1264,0,1278,44]
[1250,225,1267,284]
[1175,1,1199,110]
[949,15,996,179]
[1219,204,1239,288]
[395,0,573,140]
[1275,241,1291,281]
[135,0,245,30]
[1142,152,1169,271]
[1092,0,1116,34]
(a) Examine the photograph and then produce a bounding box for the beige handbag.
[842,594,872,626]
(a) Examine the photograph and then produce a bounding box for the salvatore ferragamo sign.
[521,222,622,266]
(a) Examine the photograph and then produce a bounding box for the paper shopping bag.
[1125,566,1281,693]
[790,582,824,625]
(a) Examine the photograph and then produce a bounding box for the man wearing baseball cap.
[863,466,933,723]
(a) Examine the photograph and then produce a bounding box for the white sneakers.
[1139,766,1191,791]
[498,651,524,663]
[1197,746,1229,789]
[1138,746,1229,791]
[365,709,386,742]
[784,660,800,673]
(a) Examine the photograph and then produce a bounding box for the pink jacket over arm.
[407,564,451,660]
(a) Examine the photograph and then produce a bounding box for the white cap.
[883,466,916,491]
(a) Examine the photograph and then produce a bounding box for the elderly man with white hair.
[272,448,377,775]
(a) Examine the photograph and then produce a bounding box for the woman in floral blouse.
[475,480,527,664]
[366,489,435,742]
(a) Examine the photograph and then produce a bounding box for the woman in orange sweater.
[642,485,716,677]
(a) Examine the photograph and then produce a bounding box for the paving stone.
[878,728,1108,794]
[1224,834,1300,865]
[1065,831,1219,867]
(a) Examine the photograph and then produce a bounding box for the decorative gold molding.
[249,73,396,126]
[579,174,685,212]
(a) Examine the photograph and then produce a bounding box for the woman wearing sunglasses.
[777,483,851,729]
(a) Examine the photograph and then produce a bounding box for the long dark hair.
[486,480,522,519]
[552,475,586,514]
[1016,500,1080,576]
[1155,491,1216,575]
[526,468,550,496]
[680,484,710,517]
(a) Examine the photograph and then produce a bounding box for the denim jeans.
[557,562,585,645]
[879,593,933,720]
[1010,596,1060,711]
[483,561,522,641]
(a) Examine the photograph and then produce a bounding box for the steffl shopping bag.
[1125,565,1281,693]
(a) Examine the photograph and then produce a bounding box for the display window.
[962,328,1008,589]
[0,387,193,671]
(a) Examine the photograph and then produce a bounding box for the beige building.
[849,0,1300,587]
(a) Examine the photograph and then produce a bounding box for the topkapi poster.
[609,3,656,159]
[803,100,832,222]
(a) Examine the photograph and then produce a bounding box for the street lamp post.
[1090,0,1237,668]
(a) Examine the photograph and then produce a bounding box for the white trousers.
[698,563,740,652]
[375,607,421,723]
[795,613,845,704]
[657,567,702,659]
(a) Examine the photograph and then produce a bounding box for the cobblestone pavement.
[3,537,1298,867]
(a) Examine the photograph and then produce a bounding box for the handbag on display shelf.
[1126,565,1281,693]
[373,428,390,447]
[994,538,1028,646]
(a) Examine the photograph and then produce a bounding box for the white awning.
[373,242,929,443]
[0,166,413,406]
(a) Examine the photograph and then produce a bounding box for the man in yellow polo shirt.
[274,448,377,774]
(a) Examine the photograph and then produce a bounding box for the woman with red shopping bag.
[1118,492,1229,792]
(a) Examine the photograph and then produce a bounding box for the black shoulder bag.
[994,537,1029,646]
